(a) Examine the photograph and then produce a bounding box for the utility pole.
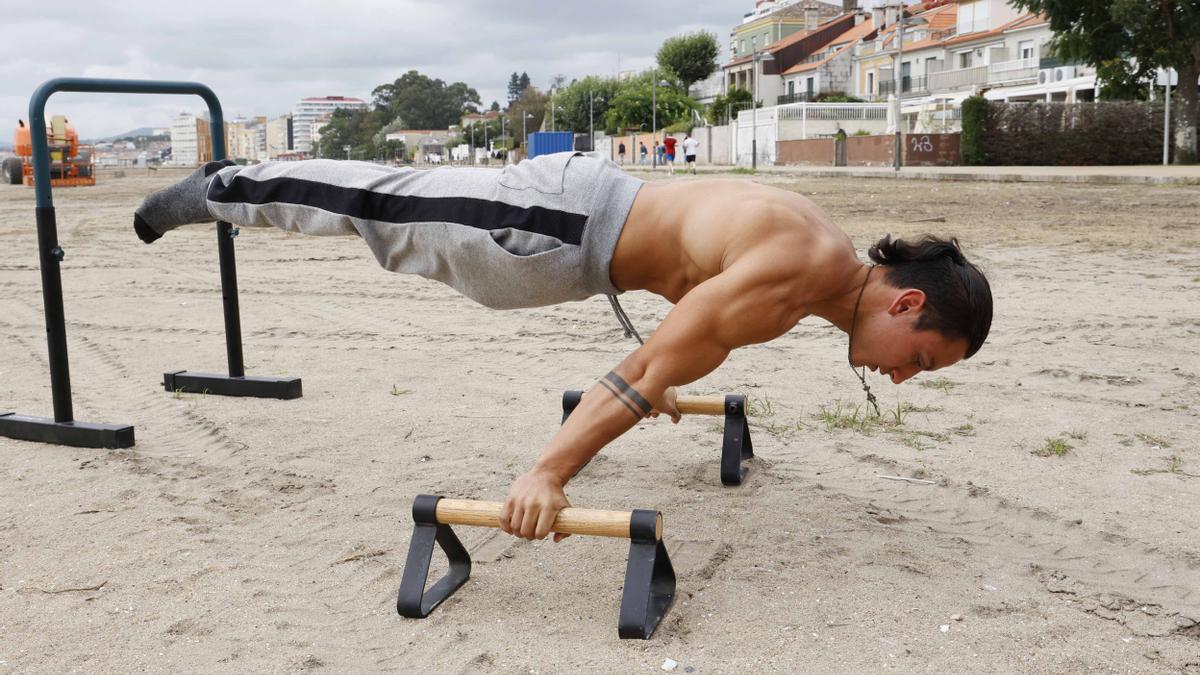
[893,0,904,172]
[652,74,658,169]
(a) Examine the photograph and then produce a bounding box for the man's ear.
[887,289,927,316]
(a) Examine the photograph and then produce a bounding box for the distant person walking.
[639,142,648,165]
[682,133,699,175]
[617,142,626,165]
[663,136,677,176]
[655,142,664,168]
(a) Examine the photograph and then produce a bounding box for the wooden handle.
[435,499,662,540]
[669,395,727,416]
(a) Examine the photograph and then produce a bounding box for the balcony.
[927,58,1040,92]
[878,75,928,97]
[777,92,814,105]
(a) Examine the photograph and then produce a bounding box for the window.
[806,77,815,95]
[958,50,974,69]
[788,80,795,96]
[957,0,989,34]
[1018,39,1035,64]
[867,71,875,95]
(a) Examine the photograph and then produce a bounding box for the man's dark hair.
[867,234,992,359]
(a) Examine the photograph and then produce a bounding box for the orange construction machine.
[2,115,95,187]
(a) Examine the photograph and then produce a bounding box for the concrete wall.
[605,129,727,166]
[903,133,959,165]
[777,138,836,164]
[775,133,961,166]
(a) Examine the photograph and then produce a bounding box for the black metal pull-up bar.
[0,77,301,450]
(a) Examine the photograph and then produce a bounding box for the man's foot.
[134,159,234,243]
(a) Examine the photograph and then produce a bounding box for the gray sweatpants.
[206,152,643,310]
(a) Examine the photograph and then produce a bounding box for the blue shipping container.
[527,131,574,159]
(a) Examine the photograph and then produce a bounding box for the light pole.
[588,92,604,152]
[522,112,534,155]
[652,75,668,168]
[483,117,489,165]
[893,0,905,172]
[751,50,775,170]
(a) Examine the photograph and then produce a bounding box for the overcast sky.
[0,0,769,139]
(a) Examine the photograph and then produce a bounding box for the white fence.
[734,102,890,166]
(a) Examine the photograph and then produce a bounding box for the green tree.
[549,76,624,136]
[1008,0,1200,163]
[708,87,754,125]
[519,72,531,93]
[604,73,698,134]
[372,70,481,131]
[507,72,523,103]
[657,31,721,91]
[507,86,549,148]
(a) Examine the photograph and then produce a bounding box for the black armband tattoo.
[602,372,653,419]
[600,379,644,420]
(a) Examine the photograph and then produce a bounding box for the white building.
[169,112,210,166]
[291,96,368,154]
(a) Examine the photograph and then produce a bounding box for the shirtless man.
[135,152,992,542]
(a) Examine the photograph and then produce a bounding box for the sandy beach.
[1,166,1198,671]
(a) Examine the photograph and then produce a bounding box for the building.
[730,0,843,62]
[168,112,211,166]
[265,114,293,160]
[291,96,368,154]
[225,116,267,163]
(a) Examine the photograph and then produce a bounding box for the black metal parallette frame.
[617,508,677,639]
[395,494,677,640]
[561,390,755,486]
[396,495,472,618]
[718,394,755,486]
[0,77,301,450]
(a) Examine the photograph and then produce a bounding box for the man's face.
[851,289,970,385]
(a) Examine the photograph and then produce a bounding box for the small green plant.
[816,400,876,433]
[728,167,756,175]
[746,395,775,419]
[919,378,958,394]
[1065,430,1088,442]
[949,423,976,437]
[1134,433,1170,448]
[853,129,871,136]
[390,384,412,396]
[1032,436,1072,457]
[1131,456,1200,478]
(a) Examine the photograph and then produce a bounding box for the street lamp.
[751,49,775,170]
[588,92,604,152]
[483,117,489,165]
[893,0,908,172]
[522,112,534,153]
[652,75,668,168]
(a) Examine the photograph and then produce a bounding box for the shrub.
[960,95,988,165]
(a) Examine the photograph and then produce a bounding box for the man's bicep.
[637,272,790,389]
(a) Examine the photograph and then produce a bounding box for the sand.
[1,167,1198,672]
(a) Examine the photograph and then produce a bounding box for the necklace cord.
[848,265,881,417]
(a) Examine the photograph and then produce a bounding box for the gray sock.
[134,159,234,243]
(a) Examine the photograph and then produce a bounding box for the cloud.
[1,0,736,137]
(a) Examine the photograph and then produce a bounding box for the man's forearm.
[532,368,660,484]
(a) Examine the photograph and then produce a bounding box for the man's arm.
[499,259,799,540]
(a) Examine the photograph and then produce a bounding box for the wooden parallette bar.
[435,499,663,540]
[669,395,728,416]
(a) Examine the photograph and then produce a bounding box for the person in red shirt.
[662,136,677,175]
